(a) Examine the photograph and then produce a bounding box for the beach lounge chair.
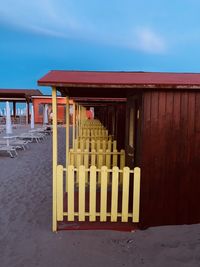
[16,133,45,143]
[0,139,29,150]
[0,145,18,158]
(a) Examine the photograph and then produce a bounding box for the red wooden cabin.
[32,96,74,124]
[38,70,200,229]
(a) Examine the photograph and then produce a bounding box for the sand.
[0,127,200,267]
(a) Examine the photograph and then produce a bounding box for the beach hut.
[38,70,200,231]
[0,89,42,124]
[31,95,74,124]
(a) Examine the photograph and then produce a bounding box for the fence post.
[133,167,141,222]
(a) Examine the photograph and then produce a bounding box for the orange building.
[32,96,73,124]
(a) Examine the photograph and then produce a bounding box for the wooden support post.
[78,105,81,135]
[56,165,63,221]
[72,102,75,148]
[133,167,141,222]
[65,96,69,192]
[52,87,58,232]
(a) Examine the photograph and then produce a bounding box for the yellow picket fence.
[56,165,141,223]
[74,139,117,152]
[81,125,105,130]
[69,149,125,174]
[68,149,125,185]
[79,129,109,138]
[83,119,103,126]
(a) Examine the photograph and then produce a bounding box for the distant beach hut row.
[0,100,52,158]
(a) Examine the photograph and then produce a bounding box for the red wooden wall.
[139,90,200,228]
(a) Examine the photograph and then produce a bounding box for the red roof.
[38,70,200,88]
[0,89,42,97]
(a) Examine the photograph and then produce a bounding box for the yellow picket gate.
[56,165,141,223]
[74,139,117,152]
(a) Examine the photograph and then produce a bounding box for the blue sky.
[0,0,200,95]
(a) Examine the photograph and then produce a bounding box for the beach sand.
[0,127,200,267]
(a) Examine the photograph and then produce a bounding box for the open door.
[126,96,142,168]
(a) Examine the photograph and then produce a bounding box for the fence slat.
[122,167,130,222]
[76,149,81,183]
[108,140,112,151]
[112,149,118,167]
[111,166,119,222]
[98,149,103,184]
[91,140,95,150]
[78,165,85,221]
[102,140,106,152]
[89,166,96,221]
[86,139,90,151]
[74,139,78,151]
[120,149,125,184]
[67,165,74,221]
[80,139,84,151]
[106,149,111,184]
[84,149,89,184]
[97,140,101,151]
[113,140,117,150]
[91,149,96,166]
[133,167,141,222]
[69,149,74,165]
[56,165,63,221]
[100,166,108,221]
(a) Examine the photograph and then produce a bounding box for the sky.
[1,0,200,96]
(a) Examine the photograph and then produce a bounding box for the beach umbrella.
[31,105,35,129]
[16,108,19,116]
[43,104,48,124]
[6,101,12,134]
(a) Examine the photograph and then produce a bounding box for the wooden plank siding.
[139,90,200,228]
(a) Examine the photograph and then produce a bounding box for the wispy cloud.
[133,27,166,54]
[0,0,85,38]
[0,1,167,54]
